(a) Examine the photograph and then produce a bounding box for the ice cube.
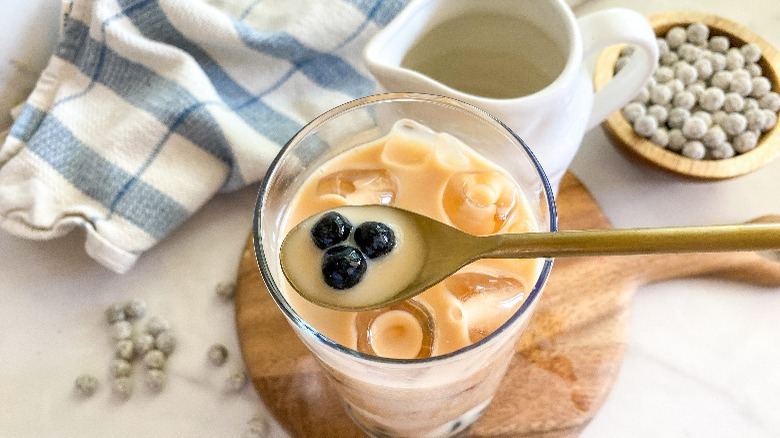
[433,133,471,168]
[442,171,519,235]
[380,120,435,167]
[317,169,397,205]
[355,300,435,359]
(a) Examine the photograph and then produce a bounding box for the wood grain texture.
[593,11,780,179]
[234,173,780,438]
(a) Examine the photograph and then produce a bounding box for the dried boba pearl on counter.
[634,115,658,137]
[650,84,673,105]
[208,343,229,366]
[733,131,759,153]
[74,374,100,397]
[650,127,670,147]
[647,104,669,124]
[110,358,134,378]
[143,349,167,369]
[112,377,133,400]
[666,26,687,49]
[682,116,708,139]
[655,66,674,83]
[709,35,730,53]
[710,70,733,90]
[227,370,248,391]
[673,90,696,110]
[759,92,780,111]
[709,142,736,159]
[145,369,167,393]
[675,63,698,85]
[622,101,646,122]
[729,76,753,96]
[668,107,691,129]
[723,92,745,112]
[155,331,177,356]
[216,281,236,300]
[667,129,687,151]
[745,109,767,132]
[686,22,709,45]
[116,339,135,361]
[111,321,133,340]
[134,333,155,356]
[699,87,726,112]
[750,76,772,98]
[702,125,727,148]
[682,140,706,159]
[144,316,170,336]
[740,43,763,63]
[721,113,748,136]
[106,304,126,324]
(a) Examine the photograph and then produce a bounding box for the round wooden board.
[234,173,780,437]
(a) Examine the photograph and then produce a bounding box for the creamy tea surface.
[280,120,542,359]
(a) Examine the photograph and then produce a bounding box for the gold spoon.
[280,205,780,311]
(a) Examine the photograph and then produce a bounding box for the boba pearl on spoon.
[280,205,780,312]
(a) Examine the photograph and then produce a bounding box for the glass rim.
[253,92,558,365]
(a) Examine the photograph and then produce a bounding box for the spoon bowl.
[281,206,780,311]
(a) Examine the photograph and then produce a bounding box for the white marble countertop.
[1,1,778,437]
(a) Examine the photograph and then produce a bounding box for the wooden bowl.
[593,11,780,179]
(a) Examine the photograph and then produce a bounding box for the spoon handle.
[483,223,780,259]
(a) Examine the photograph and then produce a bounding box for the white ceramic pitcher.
[363,0,658,193]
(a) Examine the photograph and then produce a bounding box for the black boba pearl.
[321,245,367,290]
[354,221,396,259]
[310,212,352,250]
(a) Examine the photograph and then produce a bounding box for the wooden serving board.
[234,173,780,438]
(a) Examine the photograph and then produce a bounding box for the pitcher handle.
[578,9,658,131]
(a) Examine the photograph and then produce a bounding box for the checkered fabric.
[0,0,409,273]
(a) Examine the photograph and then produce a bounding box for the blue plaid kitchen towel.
[0,0,410,273]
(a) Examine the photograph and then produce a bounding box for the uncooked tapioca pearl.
[622,102,646,122]
[702,126,727,148]
[675,63,698,85]
[745,109,767,132]
[647,104,669,124]
[682,117,708,139]
[731,69,751,81]
[667,129,686,151]
[682,141,706,159]
[143,350,167,369]
[207,343,229,366]
[677,43,703,63]
[650,128,670,147]
[145,369,167,393]
[155,331,177,356]
[110,358,133,378]
[745,63,763,77]
[650,84,673,105]
[660,52,679,66]
[144,316,170,336]
[699,87,726,111]
[733,131,759,153]
[654,66,674,83]
[668,107,691,129]
[686,22,709,45]
[135,333,155,356]
[721,113,748,136]
[710,71,732,89]
[709,35,730,53]
[246,416,271,438]
[111,321,133,340]
[672,93,696,111]
[726,48,746,70]
[707,52,727,72]
[124,299,147,320]
[74,374,100,397]
[116,339,135,361]
[106,304,126,324]
[216,281,236,300]
[692,111,713,126]
[621,45,636,57]
[729,76,753,97]
[693,58,714,80]
[750,76,772,98]
[633,115,658,137]
[761,109,778,131]
[712,110,728,126]
[709,142,736,159]
[686,82,706,98]
[723,92,745,112]
[740,43,763,63]
[112,377,133,400]
[744,97,760,111]
[227,370,248,391]
[666,26,687,49]
[632,86,651,104]
[667,79,685,93]
[615,57,629,72]
[759,92,780,111]
[657,38,670,56]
